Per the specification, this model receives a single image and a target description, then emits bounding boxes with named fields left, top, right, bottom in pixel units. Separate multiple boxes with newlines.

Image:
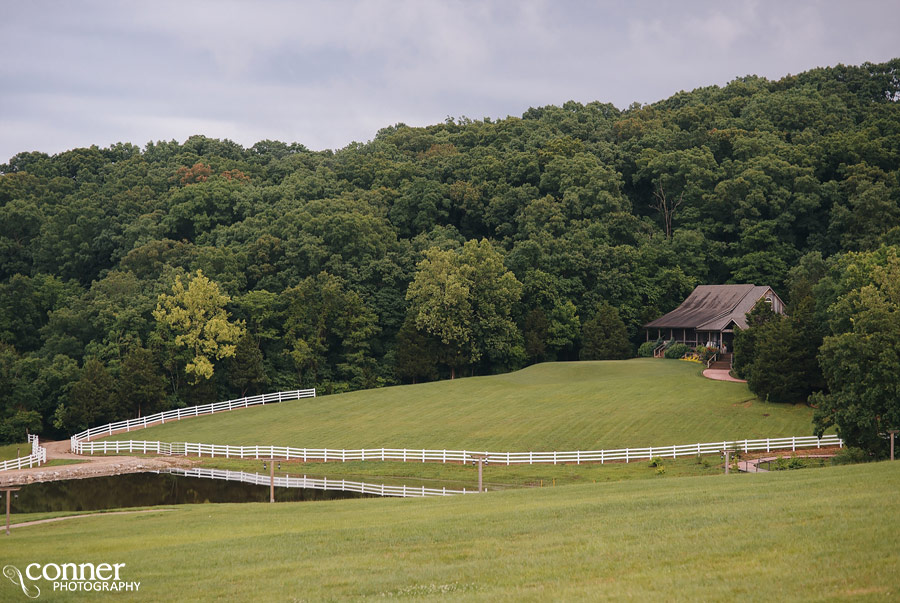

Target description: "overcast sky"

left=2, top=1, right=898, bottom=162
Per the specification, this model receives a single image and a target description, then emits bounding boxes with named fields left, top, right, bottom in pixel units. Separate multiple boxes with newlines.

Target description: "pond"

left=10, top=472, right=365, bottom=513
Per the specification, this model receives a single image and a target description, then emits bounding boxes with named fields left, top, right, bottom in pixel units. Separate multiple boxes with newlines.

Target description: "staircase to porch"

left=708, top=353, right=733, bottom=371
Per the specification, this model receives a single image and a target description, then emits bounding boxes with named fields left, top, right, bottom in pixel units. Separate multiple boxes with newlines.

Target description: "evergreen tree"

left=580, top=303, right=632, bottom=360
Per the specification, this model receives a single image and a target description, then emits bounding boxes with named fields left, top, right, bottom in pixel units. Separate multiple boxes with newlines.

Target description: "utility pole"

left=270, top=459, right=275, bottom=503
left=724, top=449, right=730, bottom=475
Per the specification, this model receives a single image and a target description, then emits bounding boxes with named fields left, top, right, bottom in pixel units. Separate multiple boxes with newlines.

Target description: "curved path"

left=702, top=368, right=747, bottom=383
left=0, top=440, right=194, bottom=488
left=9, top=509, right=174, bottom=530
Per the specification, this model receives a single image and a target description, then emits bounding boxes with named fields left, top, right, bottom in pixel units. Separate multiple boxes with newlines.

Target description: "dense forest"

left=1, top=60, right=899, bottom=449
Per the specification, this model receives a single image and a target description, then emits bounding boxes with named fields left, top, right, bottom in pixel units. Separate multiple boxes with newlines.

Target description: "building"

left=643, top=284, right=785, bottom=352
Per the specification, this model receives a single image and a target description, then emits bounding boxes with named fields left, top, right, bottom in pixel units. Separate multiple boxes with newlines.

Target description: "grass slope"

left=110, top=360, right=815, bottom=450
left=5, top=462, right=896, bottom=601
left=0, top=441, right=29, bottom=461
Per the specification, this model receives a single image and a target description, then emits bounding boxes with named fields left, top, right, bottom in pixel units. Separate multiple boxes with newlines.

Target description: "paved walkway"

left=738, top=453, right=835, bottom=473
left=0, top=440, right=193, bottom=488
left=702, top=369, right=747, bottom=383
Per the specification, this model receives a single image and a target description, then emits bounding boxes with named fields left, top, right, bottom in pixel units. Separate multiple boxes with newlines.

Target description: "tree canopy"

left=1, top=58, right=899, bottom=442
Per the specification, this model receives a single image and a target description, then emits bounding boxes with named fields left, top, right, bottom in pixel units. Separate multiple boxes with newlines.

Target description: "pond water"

left=11, top=473, right=365, bottom=513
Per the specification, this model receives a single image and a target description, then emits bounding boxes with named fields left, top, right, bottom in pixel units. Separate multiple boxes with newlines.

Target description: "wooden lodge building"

left=644, top=284, right=785, bottom=352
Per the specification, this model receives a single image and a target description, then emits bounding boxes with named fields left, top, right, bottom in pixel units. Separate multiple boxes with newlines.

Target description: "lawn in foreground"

left=5, top=462, right=896, bottom=601
left=107, top=360, right=815, bottom=450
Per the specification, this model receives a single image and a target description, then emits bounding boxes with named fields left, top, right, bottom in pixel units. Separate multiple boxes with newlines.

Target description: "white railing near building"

left=0, top=434, right=47, bottom=472
left=166, top=467, right=470, bottom=498
left=75, top=434, right=844, bottom=465
left=71, top=389, right=316, bottom=451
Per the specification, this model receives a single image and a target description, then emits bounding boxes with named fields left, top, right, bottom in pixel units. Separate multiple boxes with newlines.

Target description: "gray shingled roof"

left=644, top=285, right=773, bottom=331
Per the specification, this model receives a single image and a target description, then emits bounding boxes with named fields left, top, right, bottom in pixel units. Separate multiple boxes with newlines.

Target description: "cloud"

left=1, top=1, right=899, bottom=162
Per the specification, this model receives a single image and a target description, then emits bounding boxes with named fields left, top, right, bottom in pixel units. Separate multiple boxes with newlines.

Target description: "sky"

left=1, top=0, right=899, bottom=162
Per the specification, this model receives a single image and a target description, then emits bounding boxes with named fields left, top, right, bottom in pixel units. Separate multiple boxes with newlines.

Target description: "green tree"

left=227, top=333, right=268, bottom=397
left=152, top=270, right=245, bottom=383
left=406, top=239, right=523, bottom=378
left=393, top=315, right=440, bottom=383
left=580, top=303, right=632, bottom=360
left=281, top=272, right=379, bottom=390
left=732, top=299, right=779, bottom=381
left=813, top=247, right=900, bottom=454
left=118, top=347, right=167, bottom=417
left=53, top=358, right=117, bottom=433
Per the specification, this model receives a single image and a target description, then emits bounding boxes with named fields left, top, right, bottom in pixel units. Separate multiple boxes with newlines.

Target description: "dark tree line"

left=1, top=59, right=899, bottom=444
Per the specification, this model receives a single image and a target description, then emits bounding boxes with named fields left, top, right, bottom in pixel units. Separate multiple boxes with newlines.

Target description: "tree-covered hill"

left=1, top=59, right=898, bottom=443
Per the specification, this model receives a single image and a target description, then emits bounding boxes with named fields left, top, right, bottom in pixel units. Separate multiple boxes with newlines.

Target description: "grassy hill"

left=108, top=360, right=816, bottom=450
left=7, top=462, right=896, bottom=601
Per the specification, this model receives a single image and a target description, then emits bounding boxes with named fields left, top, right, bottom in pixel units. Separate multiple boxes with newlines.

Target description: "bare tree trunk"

left=651, top=183, right=685, bottom=239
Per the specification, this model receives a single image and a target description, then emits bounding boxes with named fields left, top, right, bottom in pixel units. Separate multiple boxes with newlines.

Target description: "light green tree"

left=153, top=270, right=244, bottom=383
left=406, top=239, right=523, bottom=378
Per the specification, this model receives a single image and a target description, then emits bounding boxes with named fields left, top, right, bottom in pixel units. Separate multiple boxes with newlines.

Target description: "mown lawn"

left=0, top=441, right=29, bottom=461
left=107, top=360, right=816, bottom=450
left=5, top=462, right=896, bottom=601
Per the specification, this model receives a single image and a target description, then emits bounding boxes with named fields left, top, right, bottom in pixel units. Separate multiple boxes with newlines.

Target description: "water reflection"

left=12, top=473, right=364, bottom=513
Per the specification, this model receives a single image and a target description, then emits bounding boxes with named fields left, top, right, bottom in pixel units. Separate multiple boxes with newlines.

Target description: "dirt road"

left=0, top=439, right=194, bottom=487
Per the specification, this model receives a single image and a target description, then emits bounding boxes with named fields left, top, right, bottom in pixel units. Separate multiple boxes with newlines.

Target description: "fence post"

left=792, top=436, right=796, bottom=452
left=766, top=438, right=770, bottom=453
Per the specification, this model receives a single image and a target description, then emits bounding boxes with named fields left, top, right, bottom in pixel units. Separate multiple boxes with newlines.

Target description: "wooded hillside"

left=1, top=59, right=898, bottom=443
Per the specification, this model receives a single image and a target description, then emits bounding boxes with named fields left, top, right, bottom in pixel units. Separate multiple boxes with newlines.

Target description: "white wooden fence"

left=67, top=388, right=843, bottom=466
left=0, top=434, right=47, bottom=472
left=70, top=389, right=316, bottom=451
left=75, top=434, right=844, bottom=465
left=165, top=467, right=469, bottom=498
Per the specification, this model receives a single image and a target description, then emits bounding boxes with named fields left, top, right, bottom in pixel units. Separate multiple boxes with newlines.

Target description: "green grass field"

left=5, top=462, right=896, bottom=601
left=195, top=455, right=728, bottom=491
left=0, top=441, right=29, bottom=461
left=107, top=360, right=816, bottom=450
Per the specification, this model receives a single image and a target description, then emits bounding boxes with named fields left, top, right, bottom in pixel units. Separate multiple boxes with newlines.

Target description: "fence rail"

left=67, top=388, right=843, bottom=467
left=70, top=389, right=316, bottom=450
left=0, top=434, right=47, bottom=472
left=75, top=434, right=844, bottom=465
left=165, top=467, right=469, bottom=498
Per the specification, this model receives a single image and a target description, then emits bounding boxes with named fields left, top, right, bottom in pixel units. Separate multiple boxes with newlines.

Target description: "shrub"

left=831, top=447, right=874, bottom=466
left=638, top=340, right=659, bottom=357
left=697, top=345, right=718, bottom=363
left=664, top=343, right=690, bottom=359
left=648, top=457, right=664, bottom=467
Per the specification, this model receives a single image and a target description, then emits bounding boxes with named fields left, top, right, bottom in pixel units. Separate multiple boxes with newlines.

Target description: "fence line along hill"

left=103, top=360, right=818, bottom=451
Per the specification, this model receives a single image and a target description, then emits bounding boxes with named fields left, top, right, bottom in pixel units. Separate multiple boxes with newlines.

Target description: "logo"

left=3, top=563, right=140, bottom=598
